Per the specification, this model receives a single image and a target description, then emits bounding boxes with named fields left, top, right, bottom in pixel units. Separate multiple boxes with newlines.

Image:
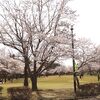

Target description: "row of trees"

left=0, top=0, right=100, bottom=91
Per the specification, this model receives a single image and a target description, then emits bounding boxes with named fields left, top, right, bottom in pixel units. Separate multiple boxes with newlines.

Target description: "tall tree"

left=75, top=38, right=97, bottom=69
left=0, top=0, right=76, bottom=91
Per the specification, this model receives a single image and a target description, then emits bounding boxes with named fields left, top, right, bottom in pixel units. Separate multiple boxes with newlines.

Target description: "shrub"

left=7, top=87, right=32, bottom=100
left=77, top=83, right=100, bottom=97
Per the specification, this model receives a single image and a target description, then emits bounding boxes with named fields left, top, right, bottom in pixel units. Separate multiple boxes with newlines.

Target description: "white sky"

left=68, top=0, right=100, bottom=45
left=64, top=0, right=100, bottom=67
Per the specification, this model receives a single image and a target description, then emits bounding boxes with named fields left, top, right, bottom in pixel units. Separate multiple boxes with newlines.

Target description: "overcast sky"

left=68, top=0, right=100, bottom=45
left=63, top=0, right=100, bottom=66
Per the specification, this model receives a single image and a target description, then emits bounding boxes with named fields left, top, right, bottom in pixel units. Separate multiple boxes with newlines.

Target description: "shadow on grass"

left=31, top=89, right=75, bottom=100
left=0, top=96, right=8, bottom=100
left=31, top=87, right=100, bottom=100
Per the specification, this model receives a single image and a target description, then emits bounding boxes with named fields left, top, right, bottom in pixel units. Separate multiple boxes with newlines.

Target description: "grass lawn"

left=0, top=75, right=99, bottom=99
left=38, top=75, right=99, bottom=89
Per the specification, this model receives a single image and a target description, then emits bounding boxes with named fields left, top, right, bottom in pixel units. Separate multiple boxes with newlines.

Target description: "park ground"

left=0, top=75, right=100, bottom=100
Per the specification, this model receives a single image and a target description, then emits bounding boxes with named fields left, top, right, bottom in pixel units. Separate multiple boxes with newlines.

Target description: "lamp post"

left=71, top=25, right=77, bottom=94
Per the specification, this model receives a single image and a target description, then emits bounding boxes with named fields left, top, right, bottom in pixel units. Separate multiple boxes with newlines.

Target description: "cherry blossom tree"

left=0, top=0, right=76, bottom=91
left=75, top=38, right=97, bottom=69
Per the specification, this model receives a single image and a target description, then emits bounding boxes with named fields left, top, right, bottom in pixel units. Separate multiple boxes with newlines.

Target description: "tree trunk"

left=97, top=72, right=100, bottom=81
left=30, top=59, right=38, bottom=91
left=31, top=75, right=38, bottom=91
left=4, top=77, right=7, bottom=83
left=24, top=57, right=29, bottom=87
left=76, top=76, right=80, bottom=89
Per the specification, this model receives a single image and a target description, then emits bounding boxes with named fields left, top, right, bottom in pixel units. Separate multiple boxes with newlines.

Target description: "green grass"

left=38, top=75, right=73, bottom=89
left=79, top=75, right=99, bottom=84
left=0, top=75, right=99, bottom=99
left=38, top=75, right=99, bottom=89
